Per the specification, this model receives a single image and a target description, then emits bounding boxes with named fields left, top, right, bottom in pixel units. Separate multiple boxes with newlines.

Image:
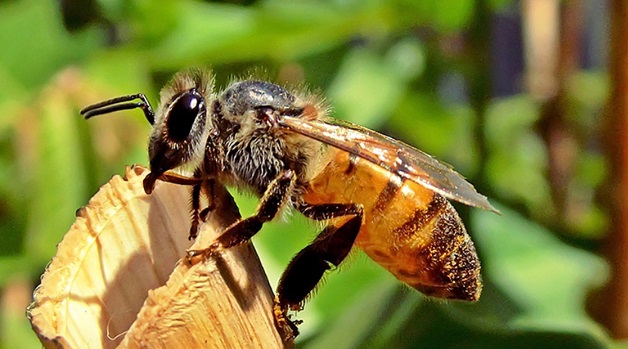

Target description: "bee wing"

left=279, top=116, right=499, bottom=213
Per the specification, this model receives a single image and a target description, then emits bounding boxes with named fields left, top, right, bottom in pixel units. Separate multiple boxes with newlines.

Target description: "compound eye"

left=166, top=90, right=204, bottom=141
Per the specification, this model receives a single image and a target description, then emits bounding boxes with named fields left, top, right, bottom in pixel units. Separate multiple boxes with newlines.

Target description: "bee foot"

left=273, top=296, right=300, bottom=340
left=185, top=242, right=221, bottom=264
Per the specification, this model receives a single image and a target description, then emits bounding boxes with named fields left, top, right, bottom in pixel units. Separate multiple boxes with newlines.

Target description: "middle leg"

left=189, top=181, right=202, bottom=240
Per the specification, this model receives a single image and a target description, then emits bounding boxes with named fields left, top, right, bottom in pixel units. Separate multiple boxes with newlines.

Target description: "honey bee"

left=81, top=69, right=497, bottom=336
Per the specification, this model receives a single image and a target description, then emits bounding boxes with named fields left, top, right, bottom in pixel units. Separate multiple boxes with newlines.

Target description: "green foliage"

left=0, top=0, right=616, bottom=348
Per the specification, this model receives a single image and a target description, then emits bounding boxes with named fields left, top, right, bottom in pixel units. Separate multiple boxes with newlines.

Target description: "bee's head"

left=80, top=69, right=215, bottom=194
left=144, top=70, right=214, bottom=193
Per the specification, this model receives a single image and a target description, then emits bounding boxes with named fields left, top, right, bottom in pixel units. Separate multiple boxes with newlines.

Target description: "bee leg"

left=187, top=170, right=205, bottom=240
left=274, top=203, right=363, bottom=336
left=189, top=182, right=202, bottom=240
left=199, top=179, right=217, bottom=222
left=273, top=296, right=302, bottom=340
left=143, top=170, right=204, bottom=194
left=297, top=202, right=363, bottom=220
left=187, top=169, right=296, bottom=258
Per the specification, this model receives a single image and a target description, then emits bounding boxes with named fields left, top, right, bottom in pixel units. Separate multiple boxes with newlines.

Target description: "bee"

left=81, top=69, right=498, bottom=337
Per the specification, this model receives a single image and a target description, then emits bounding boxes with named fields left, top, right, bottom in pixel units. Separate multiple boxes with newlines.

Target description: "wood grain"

left=28, top=166, right=294, bottom=348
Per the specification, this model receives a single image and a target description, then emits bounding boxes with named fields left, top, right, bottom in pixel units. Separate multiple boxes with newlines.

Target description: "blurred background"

left=0, top=0, right=625, bottom=348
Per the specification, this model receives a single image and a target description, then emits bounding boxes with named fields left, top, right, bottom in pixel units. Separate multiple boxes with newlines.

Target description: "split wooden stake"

left=28, top=166, right=295, bottom=348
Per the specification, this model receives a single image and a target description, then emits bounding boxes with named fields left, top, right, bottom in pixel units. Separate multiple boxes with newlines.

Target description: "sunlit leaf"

left=1, top=279, right=42, bottom=349
left=399, top=0, right=476, bottom=32
left=0, top=0, right=101, bottom=90
left=473, top=205, right=609, bottom=338
left=485, top=95, right=553, bottom=216
left=327, top=49, right=406, bottom=127
left=24, top=76, right=89, bottom=267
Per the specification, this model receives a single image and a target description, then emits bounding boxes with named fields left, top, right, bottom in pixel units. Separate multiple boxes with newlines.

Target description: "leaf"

left=473, top=205, right=610, bottom=339
left=389, top=92, right=477, bottom=174
left=1, top=279, right=42, bottom=349
left=399, top=0, right=476, bottom=32
left=0, top=0, right=101, bottom=91
left=147, top=1, right=404, bottom=68
left=327, top=48, right=408, bottom=127
left=302, top=281, right=400, bottom=349
left=485, top=96, right=553, bottom=214
left=24, top=76, right=89, bottom=267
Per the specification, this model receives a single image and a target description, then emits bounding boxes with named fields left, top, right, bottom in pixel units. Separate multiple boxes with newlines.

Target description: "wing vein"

left=279, top=116, right=498, bottom=213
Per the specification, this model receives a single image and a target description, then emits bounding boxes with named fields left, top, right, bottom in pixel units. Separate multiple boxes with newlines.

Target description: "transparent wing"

left=279, top=116, right=498, bottom=212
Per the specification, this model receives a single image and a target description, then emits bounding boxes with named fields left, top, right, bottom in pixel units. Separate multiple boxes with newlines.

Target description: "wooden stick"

left=28, top=166, right=294, bottom=348
left=592, top=0, right=628, bottom=339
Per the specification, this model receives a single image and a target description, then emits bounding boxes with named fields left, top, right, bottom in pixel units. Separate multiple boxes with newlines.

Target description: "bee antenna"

left=80, top=93, right=155, bottom=125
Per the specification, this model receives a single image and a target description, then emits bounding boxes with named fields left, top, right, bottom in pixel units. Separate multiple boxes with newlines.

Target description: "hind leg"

left=275, top=203, right=363, bottom=337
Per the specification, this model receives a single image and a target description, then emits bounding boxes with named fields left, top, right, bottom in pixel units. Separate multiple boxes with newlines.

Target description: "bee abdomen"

left=361, top=194, right=482, bottom=301
left=303, top=151, right=482, bottom=301
left=403, top=197, right=481, bottom=301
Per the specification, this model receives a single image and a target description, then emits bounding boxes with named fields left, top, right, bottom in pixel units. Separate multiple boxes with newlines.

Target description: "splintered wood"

left=28, top=166, right=294, bottom=349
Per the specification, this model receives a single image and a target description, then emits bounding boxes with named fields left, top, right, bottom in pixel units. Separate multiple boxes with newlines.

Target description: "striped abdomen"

left=301, top=149, right=482, bottom=301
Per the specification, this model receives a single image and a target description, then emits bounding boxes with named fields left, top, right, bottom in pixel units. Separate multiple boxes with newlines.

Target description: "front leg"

left=188, top=169, right=296, bottom=258
left=188, top=170, right=206, bottom=241
left=149, top=169, right=212, bottom=241
left=189, top=181, right=202, bottom=240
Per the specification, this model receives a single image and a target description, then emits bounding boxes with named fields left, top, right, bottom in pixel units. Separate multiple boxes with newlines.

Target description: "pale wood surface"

left=28, top=166, right=294, bottom=348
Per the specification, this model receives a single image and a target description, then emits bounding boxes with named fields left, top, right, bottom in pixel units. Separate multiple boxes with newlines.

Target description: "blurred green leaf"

left=568, top=71, right=609, bottom=115
left=574, top=152, right=606, bottom=188
left=385, top=37, right=426, bottom=80
left=485, top=95, right=553, bottom=216
left=25, top=87, right=89, bottom=267
left=83, top=50, right=155, bottom=96
left=0, top=256, right=30, bottom=286
left=389, top=92, right=477, bottom=174
left=147, top=1, right=404, bottom=68
left=328, top=38, right=425, bottom=127
left=0, top=0, right=101, bottom=91
left=128, top=0, right=180, bottom=45
left=328, top=49, right=405, bottom=127
left=399, top=0, right=475, bottom=32
left=1, top=280, right=42, bottom=349
left=302, top=281, right=400, bottom=349
left=474, top=205, right=609, bottom=339
left=0, top=70, right=27, bottom=131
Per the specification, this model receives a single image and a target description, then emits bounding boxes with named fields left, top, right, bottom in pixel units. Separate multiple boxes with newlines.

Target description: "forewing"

left=279, top=116, right=498, bottom=212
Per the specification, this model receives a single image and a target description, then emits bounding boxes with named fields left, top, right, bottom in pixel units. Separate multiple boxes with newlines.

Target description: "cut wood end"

left=28, top=165, right=295, bottom=349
